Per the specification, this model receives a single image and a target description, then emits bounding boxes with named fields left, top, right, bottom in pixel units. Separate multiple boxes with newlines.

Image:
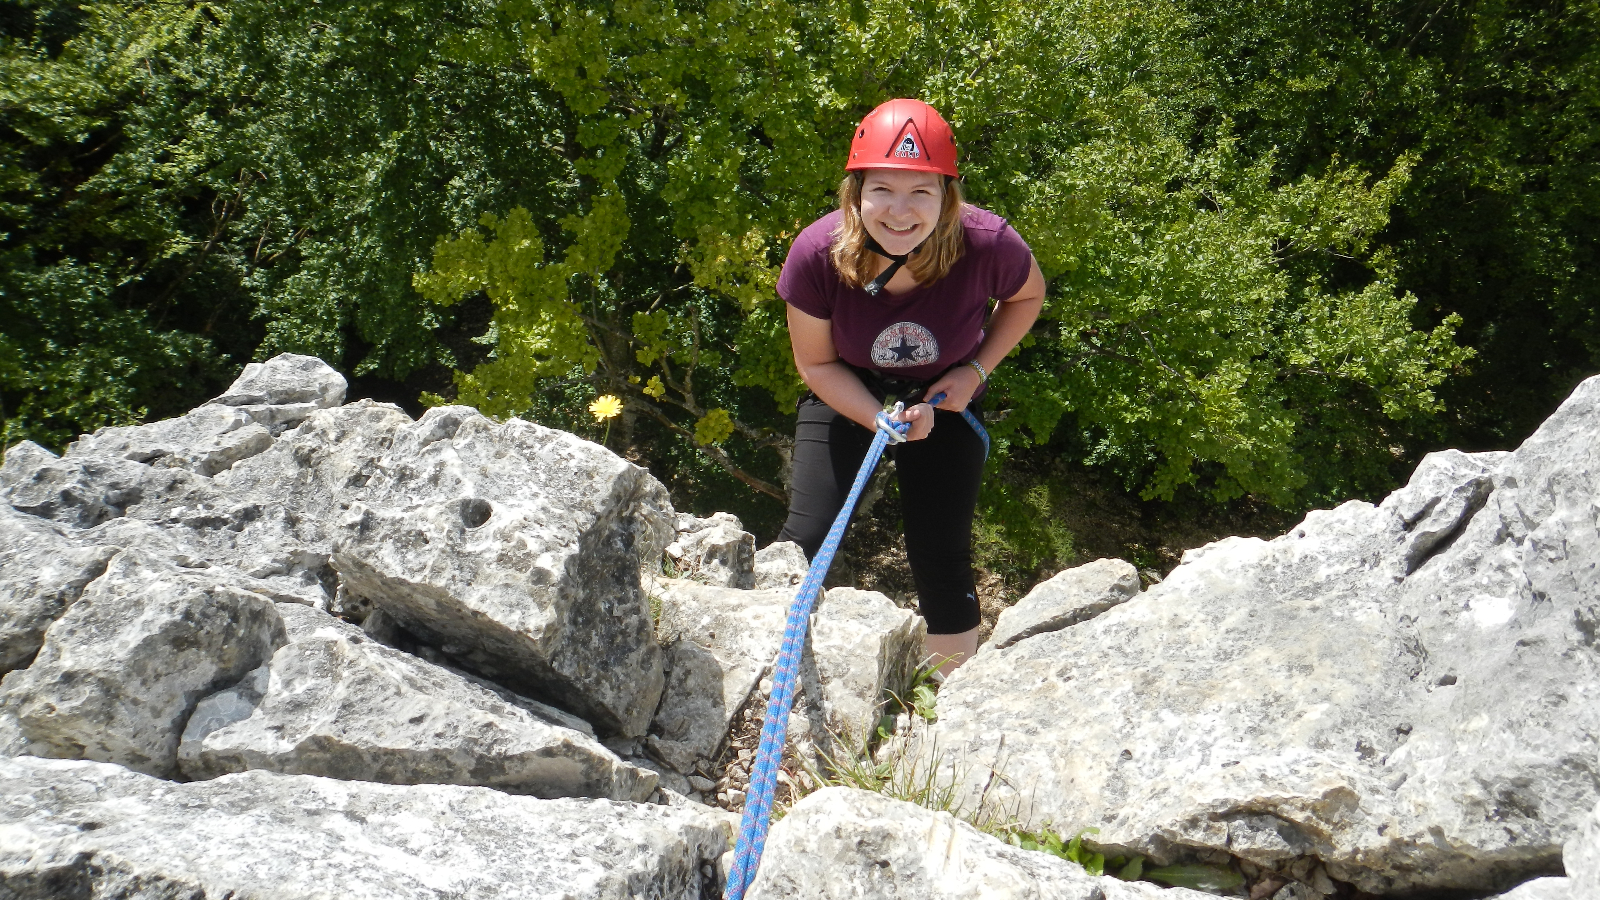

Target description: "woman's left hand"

left=924, top=363, right=983, bottom=413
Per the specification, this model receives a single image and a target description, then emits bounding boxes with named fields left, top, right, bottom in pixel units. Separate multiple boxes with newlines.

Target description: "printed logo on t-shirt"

left=894, top=134, right=920, bottom=159
left=871, top=321, right=939, bottom=368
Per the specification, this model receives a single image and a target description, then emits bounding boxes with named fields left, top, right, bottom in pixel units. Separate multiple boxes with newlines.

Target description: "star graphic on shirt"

left=888, top=337, right=921, bottom=361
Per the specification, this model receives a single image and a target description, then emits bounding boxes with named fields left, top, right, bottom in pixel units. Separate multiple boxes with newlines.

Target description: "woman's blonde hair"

left=830, top=171, right=966, bottom=289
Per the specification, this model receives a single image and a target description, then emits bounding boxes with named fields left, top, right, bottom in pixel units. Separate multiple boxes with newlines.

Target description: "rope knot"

left=874, top=402, right=909, bottom=443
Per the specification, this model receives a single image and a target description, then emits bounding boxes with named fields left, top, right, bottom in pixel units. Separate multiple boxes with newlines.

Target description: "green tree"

left=8, top=0, right=1522, bottom=526
left=2, top=0, right=566, bottom=448
left=1185, top=0, right=1600, bottom=451
left=416, top=0, right=1468, bottom=507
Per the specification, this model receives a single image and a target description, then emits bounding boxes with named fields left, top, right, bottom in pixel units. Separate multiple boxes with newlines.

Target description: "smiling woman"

left=775, top=99, right=1046, bottom=677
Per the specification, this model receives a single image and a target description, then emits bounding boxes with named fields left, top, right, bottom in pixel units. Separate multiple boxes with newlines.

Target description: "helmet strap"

left=862, top=233, right=927, bottom=296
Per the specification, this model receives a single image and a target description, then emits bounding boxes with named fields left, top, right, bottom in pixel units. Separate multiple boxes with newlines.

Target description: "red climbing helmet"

left=845, top=99, right=959, bottom=178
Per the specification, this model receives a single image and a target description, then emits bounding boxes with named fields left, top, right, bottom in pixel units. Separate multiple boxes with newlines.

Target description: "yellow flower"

left=589, top=395, right=623, bottom=421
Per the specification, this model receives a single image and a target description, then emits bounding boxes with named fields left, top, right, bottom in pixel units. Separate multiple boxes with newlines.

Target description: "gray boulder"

left=915, top=374, right=1600, bottom=896
left=648, top=578, right=793, bottom=773
left=206, top=351, right=348, bottom=430
left=2, top=441, right=204, bottom=529
left=55, top=353, right=345, bottom=475
left=308, top=405, right=672, bottom=736
left=67, top=404, right=274, bottom=476
left=745, top=786, right=1213, bottom=900
left=984, top=557, right=1141, bottom=651
left=754, top=540, right=810, bottom=591
left=0, top=755, right=727, bottom=900
left=180, top=603, right=657, bottom=801
left=0, top=505, right=116, bottom=674
left=4, top=360, right=677, bottom=738
left=646, top=581, right=922, bottom=775
left=0, top=440, right=56, bottom=487
left=790, top=586, right=923, bottom=762
left=0, top=549, right=285, bottom=777
left=669, top=512, right=756, bottom=589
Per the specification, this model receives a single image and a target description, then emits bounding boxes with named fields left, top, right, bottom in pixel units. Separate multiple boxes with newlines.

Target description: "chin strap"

left=863, top=234, right=924, bottom=296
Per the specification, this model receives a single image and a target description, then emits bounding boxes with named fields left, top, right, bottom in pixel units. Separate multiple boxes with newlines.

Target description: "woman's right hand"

left=892, top=402, right=936, bottom=441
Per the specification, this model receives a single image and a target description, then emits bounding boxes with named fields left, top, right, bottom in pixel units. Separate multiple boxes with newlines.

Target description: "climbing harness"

left=724, top=395, right=988, bottom=899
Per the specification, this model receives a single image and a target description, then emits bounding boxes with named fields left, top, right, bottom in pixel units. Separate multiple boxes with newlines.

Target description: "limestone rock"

left=1569, top=799, right=1600, bottom=894
left=984, top=557, right=1140, bottom=651
left=668, top=512, right=756, bottom=589
left=0, top=440, right=56, bottom=488
left=0, top=506, right=116, bottom=674
left=2, top=443, right=203, bottom=529
left=0, top=549, right=285, bottom=777
left=180, top=603, right=657, bottom=801
left=754, top=540, right=810, bottom=591
left=4, top=377, right=676, bottom=738
left=0, top=755, right=727, bottom=900
left=915, top=374, right=1600, bottom=896
left=745, top=787, right=1213, bottom=900
left=52, top=354, right=344, bottom=478
left=648, top=579, right=793, bottom=773
left=790, top=587, right=923, bottom=761
left=314, top=405, right=672, bottom=736
left=206, top=351, right=348, bottom=431
left=67, top=404, right=274, bottom=476
left=646, top=581, right=922, bottom=775
left=1487, top=878, right=1572, bottom=900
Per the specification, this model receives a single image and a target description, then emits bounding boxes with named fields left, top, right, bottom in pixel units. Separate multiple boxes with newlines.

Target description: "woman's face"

left=858, top=169, right=945, bottom=257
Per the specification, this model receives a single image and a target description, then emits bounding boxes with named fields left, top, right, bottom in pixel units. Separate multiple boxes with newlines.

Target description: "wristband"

left=966, top=359, right=989, bottom=383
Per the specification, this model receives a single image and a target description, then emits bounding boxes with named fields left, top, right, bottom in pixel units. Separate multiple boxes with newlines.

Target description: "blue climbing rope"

left=724, top=395, right=988, bottom=899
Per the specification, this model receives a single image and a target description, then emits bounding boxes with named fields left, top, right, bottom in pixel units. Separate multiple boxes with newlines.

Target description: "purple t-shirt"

left=777, top=206, right=1034, bottom=384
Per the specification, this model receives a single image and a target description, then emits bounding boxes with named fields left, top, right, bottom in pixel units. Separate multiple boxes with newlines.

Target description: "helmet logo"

left=894, top=134, right=920, bottom=159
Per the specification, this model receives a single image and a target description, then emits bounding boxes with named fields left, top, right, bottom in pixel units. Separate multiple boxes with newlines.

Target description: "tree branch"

left=625, top=396, right=787, bottom=500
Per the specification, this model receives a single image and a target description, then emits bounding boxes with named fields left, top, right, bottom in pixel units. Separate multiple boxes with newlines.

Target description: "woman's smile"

left=858, top=168, right=945, bottom=256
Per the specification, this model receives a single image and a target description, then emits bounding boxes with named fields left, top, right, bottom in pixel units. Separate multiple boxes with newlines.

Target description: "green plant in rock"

left=1143, top=863, right=1248, bottom=891
left=808, top=664, right=1250, bottom=886
left=875, top=663, right=941, bottom=742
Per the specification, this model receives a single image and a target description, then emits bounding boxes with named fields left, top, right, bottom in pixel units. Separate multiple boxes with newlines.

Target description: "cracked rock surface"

left=916, top=375, right=1600, bottom=896
left=0, top=756, right=726, bottom=900
left=1, top=355, right=673, bottom=738
left=179, top=603, right=658, bottom=801
left=745, top=787, right=1214, bottom=900
left=0, top=549, right=286, bottom=778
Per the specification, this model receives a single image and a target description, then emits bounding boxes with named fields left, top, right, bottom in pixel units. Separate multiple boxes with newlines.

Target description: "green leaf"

left=1143, top=864, right=1245, bottom=891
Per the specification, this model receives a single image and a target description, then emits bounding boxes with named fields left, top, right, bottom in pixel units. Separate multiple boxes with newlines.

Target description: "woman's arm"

left=924, top=256, right=1047, bottom=412
left=787, top=305, right=897, bottom=433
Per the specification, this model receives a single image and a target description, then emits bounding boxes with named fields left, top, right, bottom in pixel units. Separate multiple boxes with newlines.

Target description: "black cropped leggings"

left=776, top=396, right=985, bottom=634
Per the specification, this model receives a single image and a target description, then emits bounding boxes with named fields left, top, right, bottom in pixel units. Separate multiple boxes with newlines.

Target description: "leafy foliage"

left=2, top=0, right=564, bottom=446
left=1186, top=0, right=1600, bottom=453
left=408, top=0, right=1476, bottom=509
left=5, top=0, right=1593, bottom=527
